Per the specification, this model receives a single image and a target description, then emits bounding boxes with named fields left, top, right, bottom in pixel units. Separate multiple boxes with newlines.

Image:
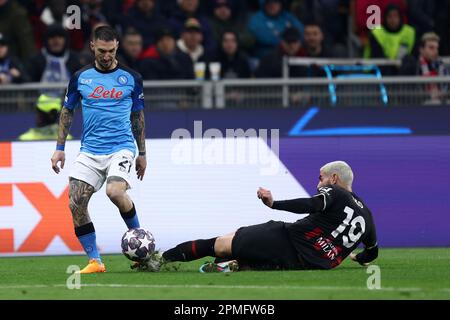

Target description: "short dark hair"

left=303, top=19, right=323, bottom=31
left=93, top=25, right=119, bottom=42
left=122, top=27, right=142, bottom=39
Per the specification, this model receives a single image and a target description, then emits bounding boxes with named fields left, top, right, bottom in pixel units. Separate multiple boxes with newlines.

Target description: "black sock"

left=162, top=238, right=217, bottom=262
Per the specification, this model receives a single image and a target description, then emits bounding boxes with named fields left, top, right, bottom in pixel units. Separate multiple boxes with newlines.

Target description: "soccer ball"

left=121, top=228, right=155, bottom=262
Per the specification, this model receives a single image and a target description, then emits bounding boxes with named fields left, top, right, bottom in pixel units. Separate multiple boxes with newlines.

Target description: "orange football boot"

left=76, top=259, right=106, bottom=274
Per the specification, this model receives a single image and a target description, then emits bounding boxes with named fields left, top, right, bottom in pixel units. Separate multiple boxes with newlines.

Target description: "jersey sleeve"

left=63, top=72, right=81, bottom=110
left=131, top=73, right=145, bottom=112
left=313, top=186, right=343, bottom=212
left=362, top=211, right=378, bottom=248
left=272, top=197, right=324, bottom=214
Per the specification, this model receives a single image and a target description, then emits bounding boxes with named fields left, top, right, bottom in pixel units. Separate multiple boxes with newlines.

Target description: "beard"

left=97, top=58, right=113, bottom=70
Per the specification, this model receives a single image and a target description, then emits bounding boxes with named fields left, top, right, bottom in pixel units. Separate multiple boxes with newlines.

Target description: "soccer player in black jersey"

left=157, top=161, right=378, bottom=272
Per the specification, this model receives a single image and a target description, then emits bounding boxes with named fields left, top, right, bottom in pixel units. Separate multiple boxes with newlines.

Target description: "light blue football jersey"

left=64, top=63, right=145, bottom=155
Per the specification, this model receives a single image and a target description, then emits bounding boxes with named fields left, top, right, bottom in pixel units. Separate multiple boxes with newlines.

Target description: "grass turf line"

left=0, top=248, right=449, bottom=300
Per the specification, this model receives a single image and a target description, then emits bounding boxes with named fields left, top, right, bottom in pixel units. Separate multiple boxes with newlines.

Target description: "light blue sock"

left=78, top=232, right=101, bottom=262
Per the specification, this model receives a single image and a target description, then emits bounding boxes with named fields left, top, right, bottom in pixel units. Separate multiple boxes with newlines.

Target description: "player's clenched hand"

left=51, top=150, right=65, bottom=174
left=135, top=155, right=147, bottom=181
left=257, top=187, right=274, bottom=208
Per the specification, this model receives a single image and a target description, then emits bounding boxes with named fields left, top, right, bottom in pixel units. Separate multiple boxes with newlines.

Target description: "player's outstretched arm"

left=131, top=110, right=147, bottom=180
left=51, top=107, right=74, bottom=174
left=258, top=187, right=324, bottom=214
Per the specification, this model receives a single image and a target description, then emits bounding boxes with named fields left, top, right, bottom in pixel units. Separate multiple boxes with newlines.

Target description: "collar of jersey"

left=94, top=62, right=120, bottom=74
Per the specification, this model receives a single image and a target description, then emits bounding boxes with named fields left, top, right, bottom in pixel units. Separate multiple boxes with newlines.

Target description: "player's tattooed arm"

left=57, top=107, right=74, bottom=145
left=131, top=110, right=146, bottom=154
left=69, top=178, right=95, bottom=227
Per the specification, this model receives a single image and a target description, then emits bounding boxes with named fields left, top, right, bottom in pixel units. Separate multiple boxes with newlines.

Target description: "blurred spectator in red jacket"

left=140, top=27, right=194, bottom=80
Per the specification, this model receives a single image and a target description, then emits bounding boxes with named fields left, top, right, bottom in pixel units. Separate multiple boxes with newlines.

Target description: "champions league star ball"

left=121, top=228, right=156, bottom=262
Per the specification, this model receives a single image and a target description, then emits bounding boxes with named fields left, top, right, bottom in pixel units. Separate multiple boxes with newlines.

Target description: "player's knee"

left=214, top=236, right=232, bottom=257
left=106, top=185, right=125, bottom=202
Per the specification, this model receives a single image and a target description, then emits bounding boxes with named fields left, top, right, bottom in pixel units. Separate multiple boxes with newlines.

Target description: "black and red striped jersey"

left=273, top=185, right=378, bottom=269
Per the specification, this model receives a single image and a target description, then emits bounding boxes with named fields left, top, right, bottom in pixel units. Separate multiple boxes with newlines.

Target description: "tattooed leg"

left=69, top=178, right=95, bottom=228
left=69, top=178, right=103, bottom=263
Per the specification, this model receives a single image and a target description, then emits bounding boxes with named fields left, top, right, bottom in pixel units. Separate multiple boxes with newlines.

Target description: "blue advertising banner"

left=1, top=106, right=450, bottom=140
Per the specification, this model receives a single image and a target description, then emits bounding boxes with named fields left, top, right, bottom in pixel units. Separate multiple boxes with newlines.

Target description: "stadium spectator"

left=0, top=0, right=36, bottom=61
left=117, top=28, right=144, bottom=72
left=140, top=27, right=194, bottom=80
left=400, top=32, right=449, bottom=76
left=26, top=24, right=82, bottom=83
left=28, top=0, right=86, bottom=52
left=400, top=32, right=450, bottom=104
left=168, top=0, right=216, bottom=54
left=255, top=27, right=308, bottom=78
left=176, top=18, right=210, bottom=65
left=203, top=0, right=249, bottom=21
left=364, top=4, right=415, bottom=60
left=212, top=31, right=252, bottom=79
left=352, top=0, right=408, bottom=40
left=18, top=94, right=74, bottom=141
left=20, top=24, right=81, bottom=141
left=291, top=0, right=346, bottom=48
left=120, top=0, right=168, bottom=49
left=208, top=0, right=254, bottom=52
left=101, top=0, right=130, bottom=29
left=248, top=0, right=304, bottom=59
left=78, top=0, right=109, bottom=47
left=0, top=32, right=29, bottom=84
left=302, top=22, right=335, bottom=58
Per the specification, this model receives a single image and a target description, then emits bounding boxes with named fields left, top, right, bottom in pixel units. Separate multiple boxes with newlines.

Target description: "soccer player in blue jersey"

left=50, top=26, right=147, bottom=274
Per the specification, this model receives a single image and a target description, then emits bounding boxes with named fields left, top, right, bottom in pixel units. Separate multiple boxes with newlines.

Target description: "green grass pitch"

left=0, top=248, right=449, bottom=300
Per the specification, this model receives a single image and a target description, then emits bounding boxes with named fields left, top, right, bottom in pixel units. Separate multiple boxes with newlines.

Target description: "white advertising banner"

left=0, top=139, right=309, bottom=256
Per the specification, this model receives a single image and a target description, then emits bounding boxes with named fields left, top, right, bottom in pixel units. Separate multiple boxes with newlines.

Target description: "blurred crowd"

left=0, top=0, right=450, bottom=86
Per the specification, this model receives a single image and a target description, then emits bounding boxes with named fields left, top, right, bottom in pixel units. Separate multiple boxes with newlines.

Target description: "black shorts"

left=231, top=220, right=305, bottom=270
